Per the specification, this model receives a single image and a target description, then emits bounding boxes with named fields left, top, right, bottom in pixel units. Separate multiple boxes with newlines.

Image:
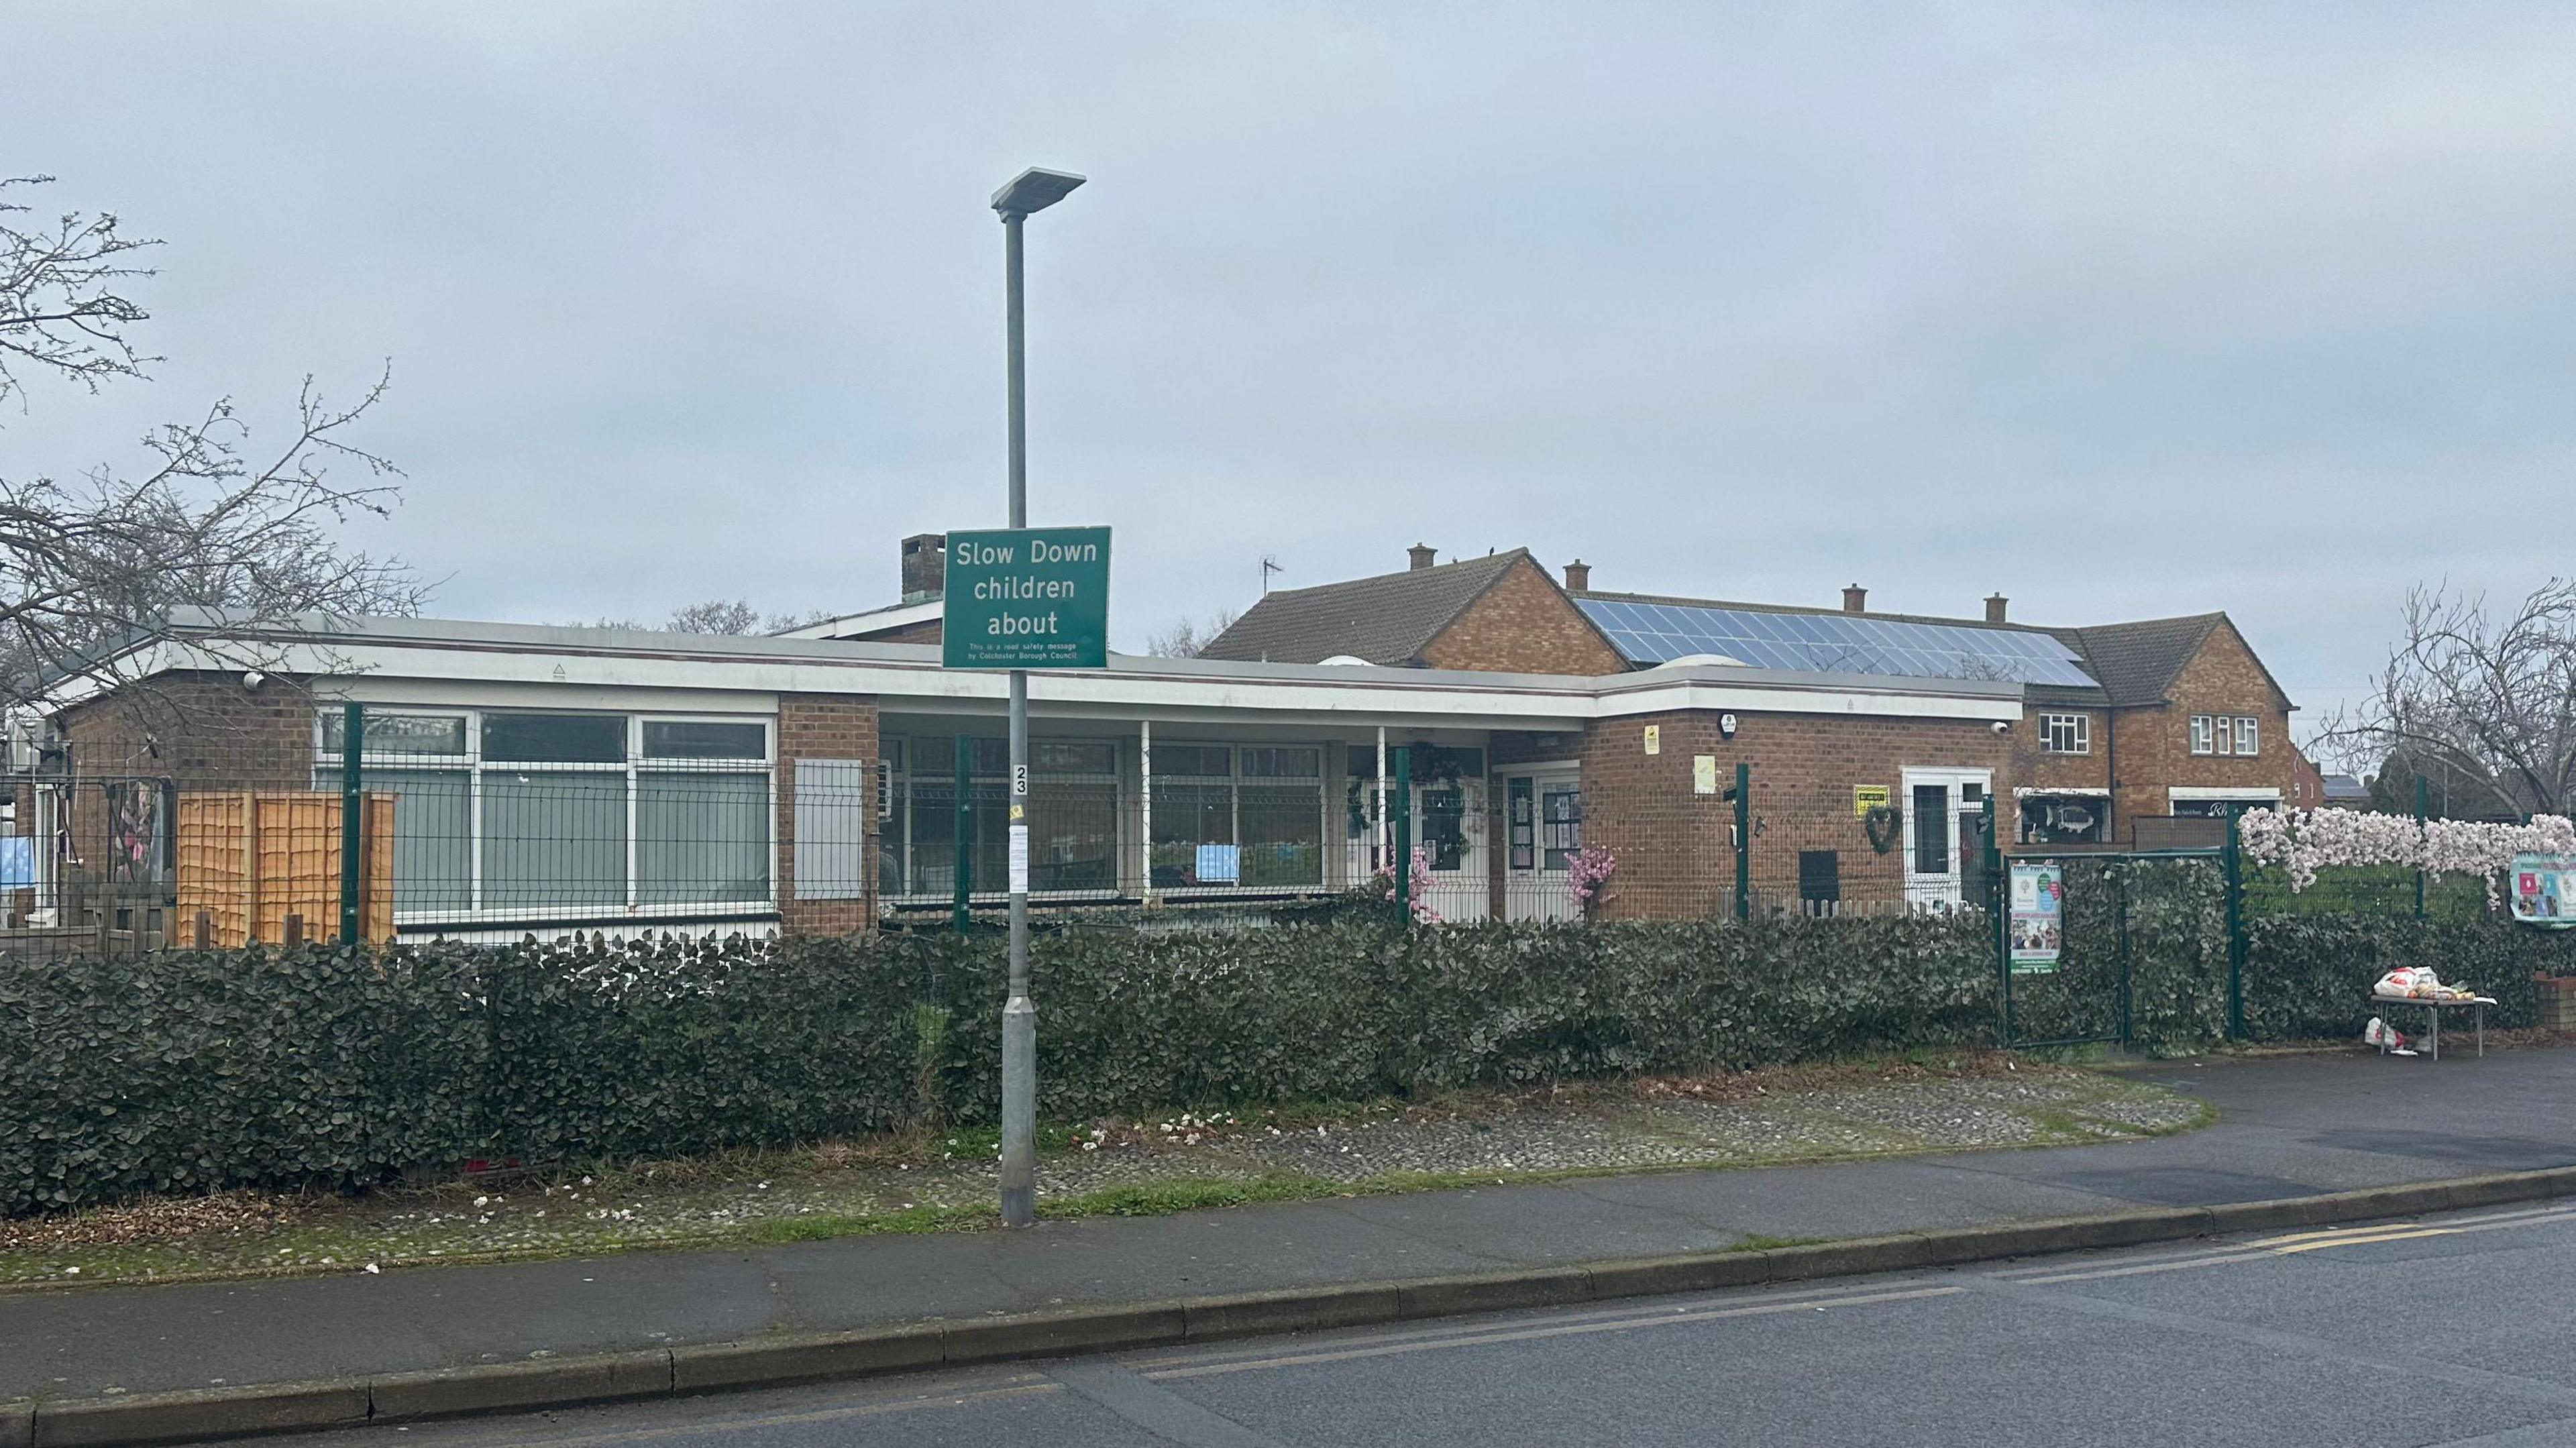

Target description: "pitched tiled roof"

left=2044, top=614, right=2230, bottom=708
left=1199, top=550, right=1533, bottom=666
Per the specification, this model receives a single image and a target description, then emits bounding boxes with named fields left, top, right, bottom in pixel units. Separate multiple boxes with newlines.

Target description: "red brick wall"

left=1421, top=559, right=1626, bottom=675
left=776, top=692, right=879, bottom=936
left=54, top=676, right=316, bottom=888
left=58, top=675, right=315, bottom=788
left=2110, top=622, right=2297, bottom=828
left=1578, top=709, right=2015, bottom=920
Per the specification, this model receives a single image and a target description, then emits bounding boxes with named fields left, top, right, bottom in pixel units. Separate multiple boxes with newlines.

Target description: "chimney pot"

left=1841, top=585, right=1868, bottom=614
left=901, top=533, right=947, bottom=601
left=1984, top=593, right=2008, bottom=624
left=1407, top=543, right=1438, bottom=571
left=1563, top=559, right=1591, bottom=592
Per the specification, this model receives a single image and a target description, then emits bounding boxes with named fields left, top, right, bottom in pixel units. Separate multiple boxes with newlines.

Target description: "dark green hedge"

left=2243, top=915, right=2576, bottom=1041
left=1, top=916, right=1990, bottom=1215
left=8, top=899, right=2574, bottom=1216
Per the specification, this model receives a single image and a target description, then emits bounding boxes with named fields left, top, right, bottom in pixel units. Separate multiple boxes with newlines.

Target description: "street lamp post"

left=991, top=165, right=1083, bottom=1229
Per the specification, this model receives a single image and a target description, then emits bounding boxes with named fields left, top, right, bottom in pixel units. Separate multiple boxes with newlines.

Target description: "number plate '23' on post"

left=941, top=527, right=1112, bottom=670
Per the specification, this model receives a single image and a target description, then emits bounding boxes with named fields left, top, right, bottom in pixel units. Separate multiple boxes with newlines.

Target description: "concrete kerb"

left=28, top=1163, right=2576, bottom=1447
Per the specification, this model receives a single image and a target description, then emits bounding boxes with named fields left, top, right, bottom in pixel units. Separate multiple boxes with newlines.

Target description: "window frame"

left=2189, top=714, right=2214, bottom=755
left=2235, top=716, right=2259, bottom=756
left=314, top=708, right=776, bottom=927
left=1149, top=741, right=1328, bottom=895
left=880, top=734, right=1127, bottom=901
left=2039, top=713, right=2090, bottom=755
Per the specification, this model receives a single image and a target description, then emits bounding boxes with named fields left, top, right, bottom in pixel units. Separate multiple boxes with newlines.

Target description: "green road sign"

left=941, top=526, right=1112, bottom=669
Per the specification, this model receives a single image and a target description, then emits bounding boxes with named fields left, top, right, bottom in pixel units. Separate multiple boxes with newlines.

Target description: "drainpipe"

left=2104, top=707, right=2118, bottom=846
left=1139, top=718, right=1153, bottom=904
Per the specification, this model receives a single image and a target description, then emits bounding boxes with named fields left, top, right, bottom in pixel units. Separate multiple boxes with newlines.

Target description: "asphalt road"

left=213, top=1200, right=2576, bottom=1448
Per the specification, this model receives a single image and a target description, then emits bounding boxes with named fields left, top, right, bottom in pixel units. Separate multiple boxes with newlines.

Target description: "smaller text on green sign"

left=941, top=526, right=1112, bottom=670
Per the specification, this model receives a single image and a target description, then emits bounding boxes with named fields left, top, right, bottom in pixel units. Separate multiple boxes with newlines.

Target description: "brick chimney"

left=1984, top=594, right=2008, bottom=624
left=1407, top=543, right=1438, bottom=571
left=901, top=533, right=947, bottom=601
left=1841, top=585, right=1868, bottom=614
left=1563, top=559, right=1591, bottom=592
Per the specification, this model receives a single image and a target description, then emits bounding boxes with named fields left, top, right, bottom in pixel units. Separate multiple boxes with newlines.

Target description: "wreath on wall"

left=1863, top=805, right=1904, bottom=854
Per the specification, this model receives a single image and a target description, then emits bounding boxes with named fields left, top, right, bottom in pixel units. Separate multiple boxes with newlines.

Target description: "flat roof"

left=73, top=608, right=2028, bottom=730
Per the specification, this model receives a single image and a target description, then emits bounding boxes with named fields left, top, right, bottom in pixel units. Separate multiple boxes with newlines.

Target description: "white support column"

left=1138, top=718, right=1154, bottom=903
left=1375, top=725, right=1389, bottom=875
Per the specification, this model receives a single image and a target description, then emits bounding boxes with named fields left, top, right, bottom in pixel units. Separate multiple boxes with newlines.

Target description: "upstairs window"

left=2041, top=714, right=2090, bottom=755
left=2190, top=715, right=2215, bottom=755
left=2235, top=716, right=2260, bottom=755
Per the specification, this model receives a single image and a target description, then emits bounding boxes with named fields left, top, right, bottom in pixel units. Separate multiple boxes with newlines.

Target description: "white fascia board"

left=186, top=637, right=1601, bottom=728
left=2168, top=785, right=2282, bottom=802
left=775, top=600, right=942, bottom=640
left=2014, top=786, right=2112, bottom=797
left=134, top=628, right=2026, bottom=730
left=1591, top=679, right=2022, bottom=723
left=334, top=676, right=780, bottom=716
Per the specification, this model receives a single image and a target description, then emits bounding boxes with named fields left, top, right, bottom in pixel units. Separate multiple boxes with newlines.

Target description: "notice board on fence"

left=2009, top=860, right=2063, bottom=974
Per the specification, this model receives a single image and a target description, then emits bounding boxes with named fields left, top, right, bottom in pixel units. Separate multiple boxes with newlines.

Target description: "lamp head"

left=991, top=168, right=1086, bottom=219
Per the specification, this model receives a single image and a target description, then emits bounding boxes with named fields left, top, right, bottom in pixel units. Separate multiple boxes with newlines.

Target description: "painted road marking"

left=1142, top=1286, right=1966, bottom=1381
left=2002, top=1203, right=2576, bottom=1285
left=1124, top=1277, right=1935, bottom=1374
left=362, top=1375, right=1066, bottom=1448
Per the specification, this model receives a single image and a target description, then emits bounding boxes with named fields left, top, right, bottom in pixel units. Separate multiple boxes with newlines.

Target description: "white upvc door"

left=1900, top=767, right=1994, bottom=911
left=1501, top=767, right=1582, bottom=922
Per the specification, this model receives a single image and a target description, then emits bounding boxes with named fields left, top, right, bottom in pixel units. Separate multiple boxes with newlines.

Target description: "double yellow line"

left=2002, top=1202, right=2576, bottom=1286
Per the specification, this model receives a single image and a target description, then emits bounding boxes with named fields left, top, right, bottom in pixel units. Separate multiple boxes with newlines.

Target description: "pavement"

left=252, top=1194, right=2576, bottom=1448
left=7, top=1046, right=2576, bottom=1416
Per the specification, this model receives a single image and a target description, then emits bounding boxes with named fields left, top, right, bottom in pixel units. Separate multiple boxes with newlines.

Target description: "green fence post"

left=2414, top=775, right=2429, bottom=919
left=1732, top=763, right=1751, bottom=922
left=337, top=701, right=363, bottom=946
left=951, top=737, right=973, bottom=934
left=1392, top=745, right=1413, bottom=924
left=2222, top=801, right=2246, bottom=1041
left=1987, top=796, right=2010, bottom=1044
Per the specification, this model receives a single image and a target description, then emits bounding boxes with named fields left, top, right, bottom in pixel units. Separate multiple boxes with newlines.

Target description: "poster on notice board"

left=2009, top=861, right=2063, bottom=973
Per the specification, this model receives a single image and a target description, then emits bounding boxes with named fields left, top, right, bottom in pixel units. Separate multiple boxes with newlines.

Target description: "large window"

left=877, top=736, right=1120, bottom=897
left=316, top=710, right=772, bottom=923
left=1155, top=743, right=1324, bottom=889
left=2188, top=714, right=2261, bottom=757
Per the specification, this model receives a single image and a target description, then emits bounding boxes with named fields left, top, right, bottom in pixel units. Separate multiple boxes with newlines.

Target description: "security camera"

left=241, top=670, right=266, bottom=690
left=1990, top=720, right=2010, bottom=735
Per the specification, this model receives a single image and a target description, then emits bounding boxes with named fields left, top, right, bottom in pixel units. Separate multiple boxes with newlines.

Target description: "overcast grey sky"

left=9, top=3, right=2573, bottom=724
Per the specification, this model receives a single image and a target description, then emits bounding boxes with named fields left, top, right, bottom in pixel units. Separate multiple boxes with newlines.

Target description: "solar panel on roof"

left=1578, top=599, right=2098, bottom=686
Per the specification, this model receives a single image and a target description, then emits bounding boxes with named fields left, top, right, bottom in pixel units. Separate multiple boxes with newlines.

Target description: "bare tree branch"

left=0, top=176, right=159, bottom=414
left=2312, top=580, right=2576, bottom=817
left=1146, top=610, right=1238, bottom=659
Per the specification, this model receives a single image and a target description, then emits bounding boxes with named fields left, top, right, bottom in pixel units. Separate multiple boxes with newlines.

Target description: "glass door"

left=1901, top=769, right=1992, bottom=911
left=1503, top=769, right=1580, bottom=922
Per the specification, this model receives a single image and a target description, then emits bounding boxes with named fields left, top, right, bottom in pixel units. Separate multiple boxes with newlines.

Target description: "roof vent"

left=1841, top=585, right=1868, bottom=614
left=1407, top=543, right=1438, bottom=571
left=1318, top=654, right=1372, bottom=667
left=1654, top=653, right=1748, bottom=669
